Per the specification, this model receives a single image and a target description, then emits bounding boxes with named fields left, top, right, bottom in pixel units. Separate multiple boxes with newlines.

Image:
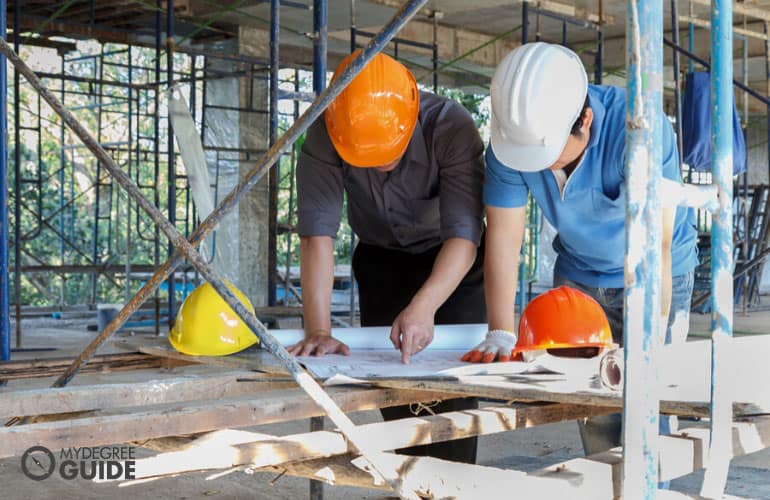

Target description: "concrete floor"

left=1, top=310, right=769, bottom=499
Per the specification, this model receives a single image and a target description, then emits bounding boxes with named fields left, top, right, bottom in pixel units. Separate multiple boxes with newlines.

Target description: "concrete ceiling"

left=8, top=0, right=770, bottom=105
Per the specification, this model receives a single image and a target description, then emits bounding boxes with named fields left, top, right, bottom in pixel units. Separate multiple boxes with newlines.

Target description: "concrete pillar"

left=201, top=34, right=270, bottom=307
left=202, top=39, right=241, bottom=287
left=238, top=27, right=271, bottom=308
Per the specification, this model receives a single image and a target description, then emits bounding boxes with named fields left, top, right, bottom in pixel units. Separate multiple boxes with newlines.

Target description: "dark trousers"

left=352, top=239, right=486, bottom=464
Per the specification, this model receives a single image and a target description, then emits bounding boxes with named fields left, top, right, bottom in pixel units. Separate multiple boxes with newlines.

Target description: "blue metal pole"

left=13, top=0, right=21, bottom=347
left=313, top=0, right=327, bottom=95
left=622, top=0, right=663, bottom=496
left=765, top=22, right=769, bottom=183
left=687, top=1, right=694, bottom=73
left=521, top=2, right=529, bottom=44
left=670, top=0, right=684, bottom=167
left=166, top=0, right=177, bottom=325
left=350, top=0, right=356, bottom=53
left=432, top=14, right=438, bottom=92
left=701, top=0, right=733, bottom=495
left=311, top=7, right=329, bottom=491
left=595, top=29, right=603, bottom=84
left=518, top=0, right=529, bottom=315
left=309, top=0, right=329, bottom=468
left=0, top=0, right=9, bottom=363
left=268, top=0, right=279, bottom=306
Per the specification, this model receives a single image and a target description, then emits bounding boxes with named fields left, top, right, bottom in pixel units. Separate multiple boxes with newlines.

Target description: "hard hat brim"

left=489, top=109, right=569, bottom=173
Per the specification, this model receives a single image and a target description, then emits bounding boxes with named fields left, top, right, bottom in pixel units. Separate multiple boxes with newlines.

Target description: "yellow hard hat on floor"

left=169, top=281, right=259, bottom=356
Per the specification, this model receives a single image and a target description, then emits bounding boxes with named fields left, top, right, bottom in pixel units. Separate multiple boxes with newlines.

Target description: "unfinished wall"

left=202, top=39, right=240, bottom=286
left=238, top=27, right=271, bottom=308
left=747, top=118, right=769, bottom=186
left=202, top=35, right=270, bottom=307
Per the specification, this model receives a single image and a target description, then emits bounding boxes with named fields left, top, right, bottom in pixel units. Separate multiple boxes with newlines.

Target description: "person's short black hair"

left=570, top=95, right=591, bottom=136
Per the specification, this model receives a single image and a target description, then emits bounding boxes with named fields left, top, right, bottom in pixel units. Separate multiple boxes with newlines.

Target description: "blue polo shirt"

left=484, top=84, right=699, bottom=288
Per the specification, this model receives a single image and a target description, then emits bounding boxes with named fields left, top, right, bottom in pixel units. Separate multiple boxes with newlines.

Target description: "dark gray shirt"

left=296, top=91, right=484, bottom=254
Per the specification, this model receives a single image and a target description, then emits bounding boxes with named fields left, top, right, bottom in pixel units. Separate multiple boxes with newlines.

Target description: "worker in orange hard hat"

left=288, top=50, right=486, bottom=464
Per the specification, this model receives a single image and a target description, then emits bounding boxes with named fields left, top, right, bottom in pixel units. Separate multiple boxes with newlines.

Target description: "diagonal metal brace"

left=0, top=1, right=429, bottom=497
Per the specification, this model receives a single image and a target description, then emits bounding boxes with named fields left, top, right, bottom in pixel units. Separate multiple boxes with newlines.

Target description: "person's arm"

left=660, top=207, right=675, bottom=336
left=287, top=236, right=350, bottom=357
left=289, top=119, right=348, bottom=357
left=461, top=206, right=527, bottom=362
left=485, top=206, right=527, bottom=332
left=390, top=101, right=485, bottom=363
left=390, top=237, right=476, bottom=363
left=658, top=111, right=680, bottom=340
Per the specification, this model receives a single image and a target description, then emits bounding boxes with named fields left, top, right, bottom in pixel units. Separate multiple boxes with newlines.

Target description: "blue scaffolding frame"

left=0, top=0, right=9, bottom=364
left=0, top=0, right=764, bottom=495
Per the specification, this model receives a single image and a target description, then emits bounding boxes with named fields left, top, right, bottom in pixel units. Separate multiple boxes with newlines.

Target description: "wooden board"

left=124, top=402, right=614, bottom=480
left=0, top=386, right=455, bottom=459
left=115, top=337, right=290, bottom=375
left=361, top=377, right=767, bottom=418
left=0, top=352, right=192, bottom=380
left=259, top=416, right=770, bottom=499
left=0, top=372, right=296, bottom=418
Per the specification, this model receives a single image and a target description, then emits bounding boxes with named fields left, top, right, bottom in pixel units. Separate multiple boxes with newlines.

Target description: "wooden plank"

left=265, top=456, right=704, bottom=499
left=531, top=416, right=770, bottom=496
left=0, top=372, right=296, bottom=418
left=0, top=352, right=191, bottom=380
left=267, top=451, right=612, bottom=498
left=126, top=403, right=614, bottom=479
left=362, top=376, right=767, bottom=418
left=115, top=338, right=290, bottom=375
left=262, top=451, right=628, bottom=499
left=262, top=417, right=770, bottom=498
left=0, top=387, right=455, bottom=459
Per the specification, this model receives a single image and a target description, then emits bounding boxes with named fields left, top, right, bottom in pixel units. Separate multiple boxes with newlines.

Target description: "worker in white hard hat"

left=463, top=42, right=699, bottom=458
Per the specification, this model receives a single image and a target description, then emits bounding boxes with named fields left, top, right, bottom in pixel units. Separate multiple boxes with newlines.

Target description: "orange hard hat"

left=325, top=50, right=419, bottom=168
left=516, top=286, right=614, bottom=355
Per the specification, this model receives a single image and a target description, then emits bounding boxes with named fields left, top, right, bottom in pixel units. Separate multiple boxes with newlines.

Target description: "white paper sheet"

left=298, top=349, right=600, bottom=380
left=297, top=350, right=470, bottom=378
left=272, top=324, right=488, bottom=351
left=282, top=325, right=604, bottom=380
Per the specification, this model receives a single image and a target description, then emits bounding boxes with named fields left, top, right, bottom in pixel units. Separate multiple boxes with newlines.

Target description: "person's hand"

left=461, top=330, right=518, bottom=363
left=390, top=304, right=435, bottom=364
left=287, top=330, right=350, bottom=357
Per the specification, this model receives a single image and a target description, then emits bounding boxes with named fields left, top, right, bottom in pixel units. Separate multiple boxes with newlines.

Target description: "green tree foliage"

left=437, top=86, right=490, bottom=129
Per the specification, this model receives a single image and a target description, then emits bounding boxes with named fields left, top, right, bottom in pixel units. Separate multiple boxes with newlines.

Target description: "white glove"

left=461, top=330, right=518, bottom=363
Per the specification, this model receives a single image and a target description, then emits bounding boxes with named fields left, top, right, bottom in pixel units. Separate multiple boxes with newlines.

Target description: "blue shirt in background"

left=484, top=84, right=699, bottom=288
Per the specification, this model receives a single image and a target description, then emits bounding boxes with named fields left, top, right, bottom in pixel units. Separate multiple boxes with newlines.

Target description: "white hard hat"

left=490, top=42, right=588, bottom=172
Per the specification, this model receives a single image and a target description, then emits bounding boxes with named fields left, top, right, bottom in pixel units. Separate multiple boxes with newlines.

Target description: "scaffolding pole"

left=268, top=0, right=279, bottom=306
left=701, top=0, right=734, bottom=496
left=313, top=0, right=327, bottom=95
left=166, top=0, right=177, bottom=325
left=12, top=0, right=20, bottom=347
left=622, top=0, right=663, bottom=497
left=0, top=0, right=9, bottom=363
left=311, top=5, right=327, bottom=495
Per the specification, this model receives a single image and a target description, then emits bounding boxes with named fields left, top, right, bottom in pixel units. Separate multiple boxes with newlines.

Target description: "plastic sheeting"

left=168, top=86, right=239, bottom=284
left=682, top=71, right=747, bottom=175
